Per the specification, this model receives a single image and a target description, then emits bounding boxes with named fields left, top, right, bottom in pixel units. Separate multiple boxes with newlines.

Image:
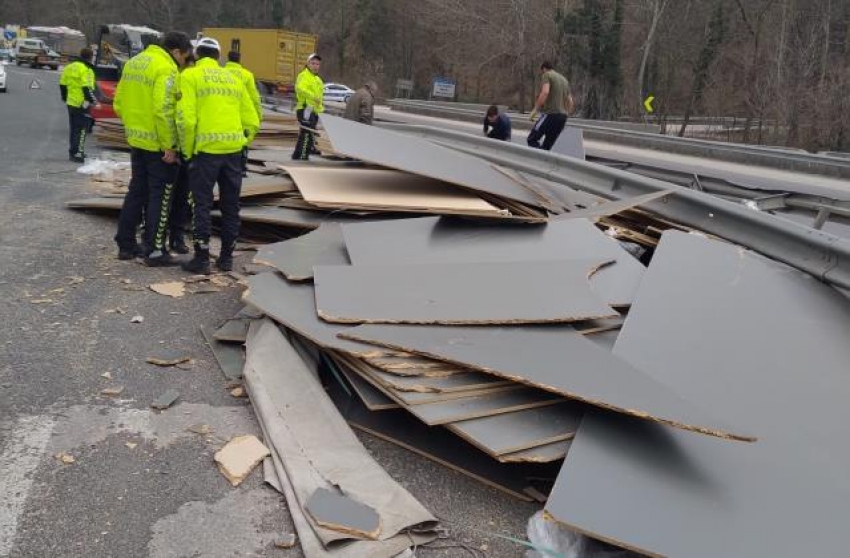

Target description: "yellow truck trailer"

left=201, top=28, right=317, bottom=92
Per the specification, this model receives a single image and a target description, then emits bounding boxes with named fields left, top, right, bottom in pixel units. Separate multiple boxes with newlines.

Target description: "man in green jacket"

left=113, top=31, right=193, bottom=265
left=225, top=50, right=262, bottom=176
left=177, top=37, right=260, bottom=275
left=292, top=53, right=324, bottom=160
left=59, top=47, right=98, bottom=162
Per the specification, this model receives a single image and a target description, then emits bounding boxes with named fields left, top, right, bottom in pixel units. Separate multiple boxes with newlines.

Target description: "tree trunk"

left=637, top=0, right=669, bottom=113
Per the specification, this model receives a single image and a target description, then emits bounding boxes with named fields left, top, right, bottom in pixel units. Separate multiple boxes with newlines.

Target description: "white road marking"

left=0, top=415, right=55, bottom=555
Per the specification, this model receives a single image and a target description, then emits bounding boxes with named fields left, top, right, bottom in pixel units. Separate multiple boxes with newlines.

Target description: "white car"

left=0, top=64, right=6, bottom=92
left=323, top=83, right=355, bottom=103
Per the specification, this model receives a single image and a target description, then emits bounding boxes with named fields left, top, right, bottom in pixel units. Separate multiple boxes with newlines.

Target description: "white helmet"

left=195, top=37, right=220, bottom=53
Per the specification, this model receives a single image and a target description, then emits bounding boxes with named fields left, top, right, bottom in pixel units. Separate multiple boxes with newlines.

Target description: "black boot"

left=182, top=244, right=211, bottom=275
left=169, top=234, right=190, bottom=255
left=216, top=248, right=234, bottom=272
left=144, top=249, right=179, bottom=267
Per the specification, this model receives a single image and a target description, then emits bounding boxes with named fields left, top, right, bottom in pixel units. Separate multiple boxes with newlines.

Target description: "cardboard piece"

left=214, top=435, right=271, bottom=487
left=284, top=166, right=508, bottom=217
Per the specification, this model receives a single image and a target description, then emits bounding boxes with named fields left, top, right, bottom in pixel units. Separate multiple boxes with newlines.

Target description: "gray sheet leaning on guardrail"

left=379, top=122, right=850, bottom=291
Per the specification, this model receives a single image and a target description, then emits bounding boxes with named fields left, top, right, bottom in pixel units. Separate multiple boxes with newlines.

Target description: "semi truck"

left=200, top=28, right=318, bottom=94
left=25, top=26, right=87, bottom=60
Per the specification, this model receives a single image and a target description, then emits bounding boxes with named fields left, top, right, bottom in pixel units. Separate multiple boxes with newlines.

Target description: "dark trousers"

left=292, top=109, right=319, bottom=160
left=169, top=162, right=191, bottom=244
left=114, top=148, right=179, bottom=255
left=67, top=106, right=89, bottom=157
left=189, top=152, right=243, bottom=255
left=527, top=113, right=568, bottom=151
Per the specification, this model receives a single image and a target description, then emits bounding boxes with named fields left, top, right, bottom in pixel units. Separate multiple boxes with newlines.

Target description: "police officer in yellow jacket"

left=113, top=31, right=193, bottom=265
left=224, top=50, right=262, bottom=176
left=177, top=37, right=260, bottom=275
left=292, top=53, right=324, bottom=160
left=59, top=48, right=98, bottom=162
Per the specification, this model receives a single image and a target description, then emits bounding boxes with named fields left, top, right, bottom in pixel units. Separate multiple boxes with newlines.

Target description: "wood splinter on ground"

left=213, top=435, right=270, bottom=487
left=101, top=386, right=125, bottom=397
left=146, top=351, right=192, bottom=367
left=55, top=452, right=75, bottom=465
left=149, top=281, right=186, bottom=298
left=305, top=487, right=382, bottom=540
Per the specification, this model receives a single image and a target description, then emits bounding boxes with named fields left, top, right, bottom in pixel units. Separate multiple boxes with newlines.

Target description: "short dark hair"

left=541, top=61, right=553, bottom=71
left=486, top=105, right=499, bottom=117
left=196, top=46, right=219, bottom=60
left=80, top=47, right=93, bottom=61
left=228, top=50, right=240, bottom=63
left=161, top=31, right=192, bottom=53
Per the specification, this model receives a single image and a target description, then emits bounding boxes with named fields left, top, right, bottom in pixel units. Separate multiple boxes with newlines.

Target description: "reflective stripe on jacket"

left=294, top=67, right=324, bottom=113
left=224, top=61, right=263, bottom=123
left=113, top=45, right=179, bottom=152
left=59, top=60, right=95, bottom=108
left=176, top=57, right=260, bottom=157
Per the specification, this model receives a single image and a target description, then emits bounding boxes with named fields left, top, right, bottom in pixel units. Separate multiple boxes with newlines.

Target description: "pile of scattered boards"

left=70, top=113, right=850, bottom=558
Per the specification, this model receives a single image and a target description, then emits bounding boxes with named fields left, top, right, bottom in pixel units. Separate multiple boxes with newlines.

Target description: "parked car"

left=0, top=64, right=7, bottom=92
left=323, top=83, right=355, bottom=103
left=0, top=47, right=14, bottom=62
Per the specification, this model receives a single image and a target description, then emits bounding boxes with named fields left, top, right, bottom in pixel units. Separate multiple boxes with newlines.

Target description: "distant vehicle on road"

left=323, top=83, right=354, bottom=103
left=0, top=47, right=13, bottom=62
left=15, top=38, right=60, bottom=70
left=0, top=64, right=7, bottom=92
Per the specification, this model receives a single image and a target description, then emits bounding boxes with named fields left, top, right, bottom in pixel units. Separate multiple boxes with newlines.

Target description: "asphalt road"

left=0, top=63, right=536, bottom=557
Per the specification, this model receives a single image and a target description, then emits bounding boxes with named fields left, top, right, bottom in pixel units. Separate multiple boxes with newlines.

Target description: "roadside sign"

left=644, top=95, right=655, bottom=113
left=30, top=79, right=41, bottom=90
left=431, top=77, right=456, bottom=99
left=3, top=30, right=15, bottom=41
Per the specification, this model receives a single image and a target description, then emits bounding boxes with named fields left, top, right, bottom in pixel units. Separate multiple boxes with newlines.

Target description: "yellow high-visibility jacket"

left=113, top=45, right=179, bottom=152
left=294, top=67, right=324, bottom=113
left=59, top=60, right=95, bottom=108
left=176, top=57, right=260, bottom=157
left=224, top=61, right=262, bottom=123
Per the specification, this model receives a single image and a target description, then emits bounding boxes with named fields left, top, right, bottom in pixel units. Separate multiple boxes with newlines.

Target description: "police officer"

left=59, top=47, right=98, bottom=162
left=177, top=37, right=260, bottom=275
left=224, top=50, right=262, bottom=176
left=113, top=31, right=193, bottom=264
left=292, top=53, right=324, bottom=160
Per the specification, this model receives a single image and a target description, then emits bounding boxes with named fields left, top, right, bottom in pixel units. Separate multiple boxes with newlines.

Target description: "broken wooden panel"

left=305, top=488, right=381, bottom=540
left=214, top=435, right=270, bottom=487
left=243, top=273, right=384, bottom=356
left=333, top=358, right=400, bottom=411
left=254, top=391, right=435, bottom=558
left=243, top=320, right=436, bottom=546
left=553, top=189, right=676, bottom=221
left=340, top=216, right=645, bottom=307
left=314, top=260, right=616, bottom=325
left=254, top=223, right=349, bottom=282
left=325, top=379, right=553, bottom=501
left=401, top=387, right=565, bottom=426
left=551, top=126, right=586, bottom=159
left=365, top=367, right=509, bottom=394
left=546, top=230, right=850, bottom=558
left=583, top=329, right=620, bottom=352
left=341, top=355, right=525, bottom=407
left=362, top=354, right=466, bottom=378
left=239, top=174, right=297, bottom=198
left=201, top=325, right=244, bottom=381
left=319, top=114, right=544, bottom=208
left=445, top=402, right=584, bottom=457
left=342, top=324, right=753, bottom=442
left=213, top=319, right=252, bottom=343
left=283, top=166, right=509, bottom=217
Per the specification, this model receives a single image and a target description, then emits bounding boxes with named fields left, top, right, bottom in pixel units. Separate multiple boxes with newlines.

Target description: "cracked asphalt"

left=0, top=63, right=537, bottom=557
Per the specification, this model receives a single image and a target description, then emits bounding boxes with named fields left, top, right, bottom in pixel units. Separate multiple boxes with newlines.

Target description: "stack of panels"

left=243, top=216, right=755, bottom=505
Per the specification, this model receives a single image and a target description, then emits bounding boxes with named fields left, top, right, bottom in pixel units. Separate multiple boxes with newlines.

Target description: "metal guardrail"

left=380, top=122, right=850, bottom=290
left=387, top=100, right=850, bottom=179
